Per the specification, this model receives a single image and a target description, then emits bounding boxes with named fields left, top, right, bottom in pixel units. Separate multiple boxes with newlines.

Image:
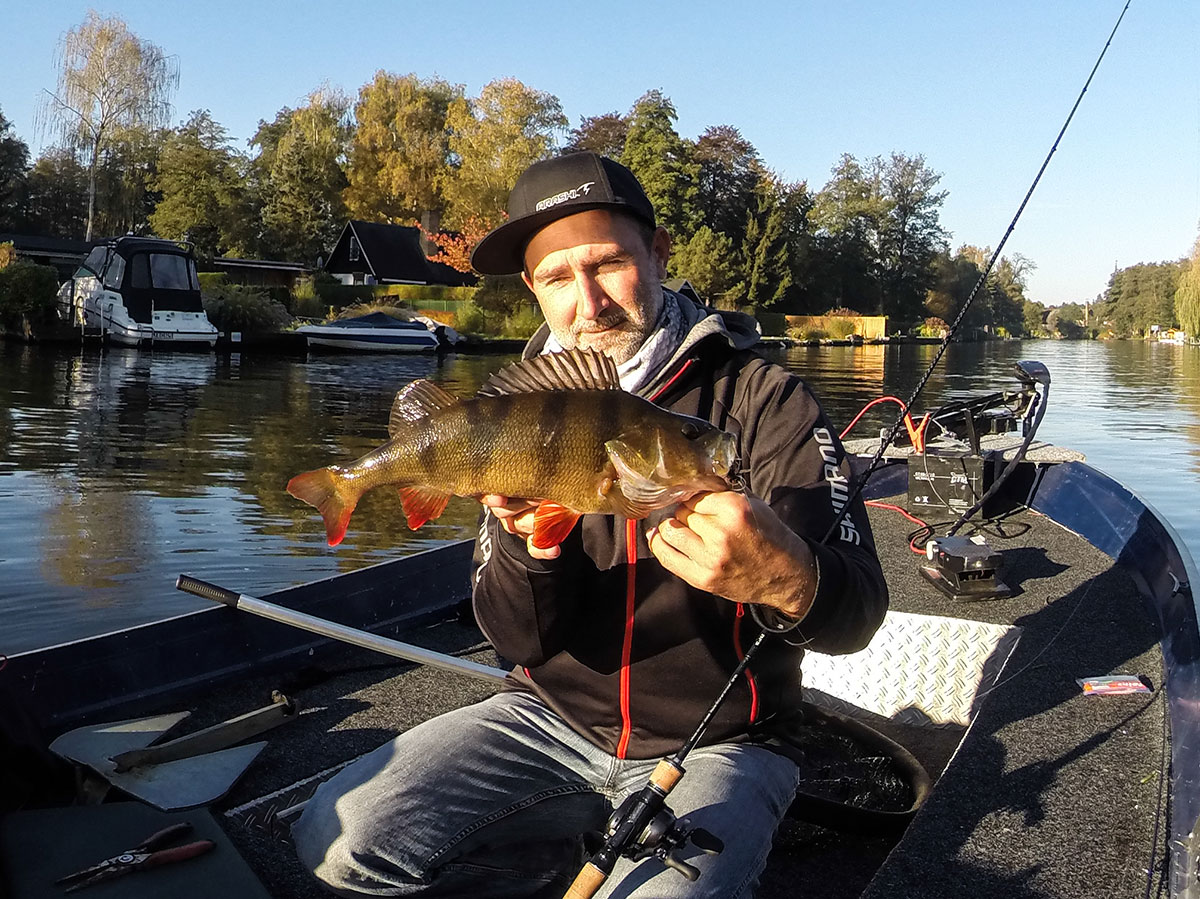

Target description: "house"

left=0, top=233, right=95, bottom=281
left=324, top=220, right=476, bottom=288
left=201, top=256, right=307, bottom=291
left=664, top=278, right=702, bottom=303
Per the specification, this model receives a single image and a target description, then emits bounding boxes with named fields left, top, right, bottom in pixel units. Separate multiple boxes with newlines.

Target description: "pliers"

left=55, top=822, right=214, bottom=892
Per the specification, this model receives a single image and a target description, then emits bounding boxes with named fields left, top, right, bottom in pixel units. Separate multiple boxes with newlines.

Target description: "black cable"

left=946, top=380, right=1049, bottom=537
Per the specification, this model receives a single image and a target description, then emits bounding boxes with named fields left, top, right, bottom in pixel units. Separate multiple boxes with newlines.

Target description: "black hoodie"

left=470, top=295, right=888, bottom=759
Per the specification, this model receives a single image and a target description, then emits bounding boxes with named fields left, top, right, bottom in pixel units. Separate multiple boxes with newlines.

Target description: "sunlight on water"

left=2, top=339, right=1198, bottom=653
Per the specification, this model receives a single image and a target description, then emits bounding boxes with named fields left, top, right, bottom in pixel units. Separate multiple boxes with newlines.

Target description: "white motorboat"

left=57, top=237, right=218, bottom=348
left=296, top=311, right=444, bottom=353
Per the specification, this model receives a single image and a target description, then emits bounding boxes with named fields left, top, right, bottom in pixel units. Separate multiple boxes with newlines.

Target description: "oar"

left=175, top=575, right=509, bottom=685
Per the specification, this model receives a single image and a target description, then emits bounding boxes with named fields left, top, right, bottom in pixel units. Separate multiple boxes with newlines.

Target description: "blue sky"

left=4, top=1, right=1197, bottom=306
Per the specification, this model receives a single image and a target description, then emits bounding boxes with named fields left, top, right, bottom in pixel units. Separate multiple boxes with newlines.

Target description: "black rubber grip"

left=176, top=574, right=241, bottom=607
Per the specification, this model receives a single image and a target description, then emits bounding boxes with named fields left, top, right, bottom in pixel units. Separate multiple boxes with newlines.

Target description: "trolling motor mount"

left=919, top=535, right=1011, bottom=601
left=604, top=793, right=724, bottom=882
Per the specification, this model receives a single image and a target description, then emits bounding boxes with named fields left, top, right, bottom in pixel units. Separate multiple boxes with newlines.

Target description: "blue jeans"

left=293, top=691, right=799, bottom=898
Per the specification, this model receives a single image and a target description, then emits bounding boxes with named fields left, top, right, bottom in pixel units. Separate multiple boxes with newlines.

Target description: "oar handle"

left=176, top=575, right=240, bottom=608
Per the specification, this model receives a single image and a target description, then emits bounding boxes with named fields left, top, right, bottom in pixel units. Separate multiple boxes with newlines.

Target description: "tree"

left=741, top=176, right=793, bottom=309
left=621, top=91, right=700, bottom=241
left=444, top=78, right=566, bottom=229
left=694, top=125, right=762, bottom=246
left=0, top=108, right=30, bottom=231
left=1175, top=236, right=1200, bottom=338
left=873, top=153, right=948, bottom=322
left=1100, top=261, right=1183, bottom=336
left=810, top=154, right=885, bottom=313
left=149, top=110, right=247, bottom=257
left=92, top=126, right=162, bottom=237
left=1023, top=299, right=1047, bottom=336
left=563, top=112, right=628, bottom=158
left=260, top=89, right=351, bottom=262
left=40, top=11, right=178, bottom=240
left=25, top=149, right=88, bottom=237
left=343, top=72, right=461, bottom=226
left=925, top=250, right=984, bottom=328
left=669, top=226, right=744, bottom=306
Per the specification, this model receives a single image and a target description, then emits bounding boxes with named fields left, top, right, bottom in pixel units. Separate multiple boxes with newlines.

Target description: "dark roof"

left=210, top=257, right=307, bottom=273
left=326, top=220, right=476, bottom=287
left=0, top=233, right=95, bottom=255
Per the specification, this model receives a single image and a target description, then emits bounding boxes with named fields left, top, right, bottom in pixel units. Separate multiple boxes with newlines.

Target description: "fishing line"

left=819, top=0, right=1132, bottom=550
left=571, top=5, right=1133, bottom=892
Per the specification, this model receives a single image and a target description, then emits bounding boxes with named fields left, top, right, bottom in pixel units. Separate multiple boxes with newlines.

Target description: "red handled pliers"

left=55, top=822, right=214, bottom=892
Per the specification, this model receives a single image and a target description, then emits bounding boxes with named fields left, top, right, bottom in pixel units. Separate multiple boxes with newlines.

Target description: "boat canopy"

left=76, top=238, right=204, bottom=323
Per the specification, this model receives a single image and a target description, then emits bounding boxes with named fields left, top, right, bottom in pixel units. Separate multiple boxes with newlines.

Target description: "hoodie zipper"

left=614, top=358, right=699, bottom=759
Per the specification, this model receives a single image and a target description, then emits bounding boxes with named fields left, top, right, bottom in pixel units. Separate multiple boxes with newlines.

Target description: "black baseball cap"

left=470, top=152, right=657, bottom=275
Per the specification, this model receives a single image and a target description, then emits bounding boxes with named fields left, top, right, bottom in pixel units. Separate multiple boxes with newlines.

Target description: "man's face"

left=521, top=209, right=670, bottom=364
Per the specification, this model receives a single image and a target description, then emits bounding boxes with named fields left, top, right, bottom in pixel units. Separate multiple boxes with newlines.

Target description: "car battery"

left=906, top=449, right=999, bottom=518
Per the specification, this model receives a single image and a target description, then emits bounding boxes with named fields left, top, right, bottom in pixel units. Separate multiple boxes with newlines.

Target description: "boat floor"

left=102, top=496, right=1168, bottom=898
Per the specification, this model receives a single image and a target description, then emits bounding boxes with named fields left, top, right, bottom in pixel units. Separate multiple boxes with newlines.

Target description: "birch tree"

left=40, top=12, right=178, bottom=240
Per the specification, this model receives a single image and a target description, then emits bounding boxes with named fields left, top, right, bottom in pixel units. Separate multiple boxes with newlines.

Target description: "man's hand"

left=647, top=492, right=817, bottom=620
left=478, top=494, right=562, bottom=561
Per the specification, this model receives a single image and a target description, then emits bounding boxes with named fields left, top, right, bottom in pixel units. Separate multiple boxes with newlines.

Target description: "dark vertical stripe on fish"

left=534, top=392, right=565, bottom=497
left=463, top=397, right=495, bottom=489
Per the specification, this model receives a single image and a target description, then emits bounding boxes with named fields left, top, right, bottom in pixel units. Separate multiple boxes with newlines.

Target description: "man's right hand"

left=478, top=495, right=562, bottom=560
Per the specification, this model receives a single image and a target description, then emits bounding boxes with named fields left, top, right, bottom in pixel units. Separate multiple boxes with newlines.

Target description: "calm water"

left=3, top=338, right=1198, bottom=654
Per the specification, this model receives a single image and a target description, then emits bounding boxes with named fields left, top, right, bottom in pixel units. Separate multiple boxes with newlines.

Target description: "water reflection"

left=3, top=338, right=1200, bottom=654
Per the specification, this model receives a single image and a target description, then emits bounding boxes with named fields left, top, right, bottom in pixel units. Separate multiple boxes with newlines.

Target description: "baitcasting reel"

left=604, top=792, right=724, bottom=882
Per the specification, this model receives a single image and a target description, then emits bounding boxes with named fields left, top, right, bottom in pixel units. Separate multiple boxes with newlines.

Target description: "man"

left=294, top=153, right=888, bottom=898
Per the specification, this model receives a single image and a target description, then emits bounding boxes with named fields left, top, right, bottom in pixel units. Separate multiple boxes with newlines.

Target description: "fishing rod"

left=563, top=4, right=1133, bottom=896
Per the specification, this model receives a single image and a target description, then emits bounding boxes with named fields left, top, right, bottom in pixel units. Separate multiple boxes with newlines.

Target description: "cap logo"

left=534, top=180, right=595, bottom=212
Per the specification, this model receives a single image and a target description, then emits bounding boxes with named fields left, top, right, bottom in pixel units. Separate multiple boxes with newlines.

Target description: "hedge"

left=0, top=261, right=60, bottom=327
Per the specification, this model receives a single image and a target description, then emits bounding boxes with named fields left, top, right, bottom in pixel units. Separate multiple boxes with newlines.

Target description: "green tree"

left=621, top=90, right=701, bottom=240
left=694, top=125, right=762, bottom=248
left=149, top=110, right=247, bottom=257
left=873, top=153, right=948, bottom=322
left=343, top=72, right=461, bottom=225
left=1175, top=236, right=1200, bottom=338
left=669, top=226, right=743, bottom=306
left=925, top=250, right=984, bottom=328
left=1100, top=261, right=1182, bottom=337
left=563, top=112, right=628, bottom=158
left=741, top=176, right=793, bottom=309
left=810, top=154, right=885, bottom=313
left=444, top=78, right=566, bottom=229
left=260, top=89, right=351, bottom=263
left=1023, top=299, right=1047, bottom=336
left=92, top=126, right=162, bottom=237
left=25, top=149, right=88, bottom=237
left=0, top=108, right=30, bottom=231
left=40, top=11, right=178, bottom=240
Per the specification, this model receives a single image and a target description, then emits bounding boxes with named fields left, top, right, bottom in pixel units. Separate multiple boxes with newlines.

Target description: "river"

left=2, top=338, right=1198, bottom=655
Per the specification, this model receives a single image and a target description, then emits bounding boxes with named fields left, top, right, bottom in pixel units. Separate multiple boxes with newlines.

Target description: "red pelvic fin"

left=398, top=486, right=452, bottom=530
left=287, top=468, right=359, bottom=546
left=531, top=502, right=582, bottom=549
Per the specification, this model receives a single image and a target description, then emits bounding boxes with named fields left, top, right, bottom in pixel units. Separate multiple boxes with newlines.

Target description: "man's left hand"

left=647, top=492, right=816, bottom=620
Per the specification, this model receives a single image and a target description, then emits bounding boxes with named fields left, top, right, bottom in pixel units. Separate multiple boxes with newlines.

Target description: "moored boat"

left=296, top=312, right=445, bottom=353
left=57, top=237, right=219, bottom=348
